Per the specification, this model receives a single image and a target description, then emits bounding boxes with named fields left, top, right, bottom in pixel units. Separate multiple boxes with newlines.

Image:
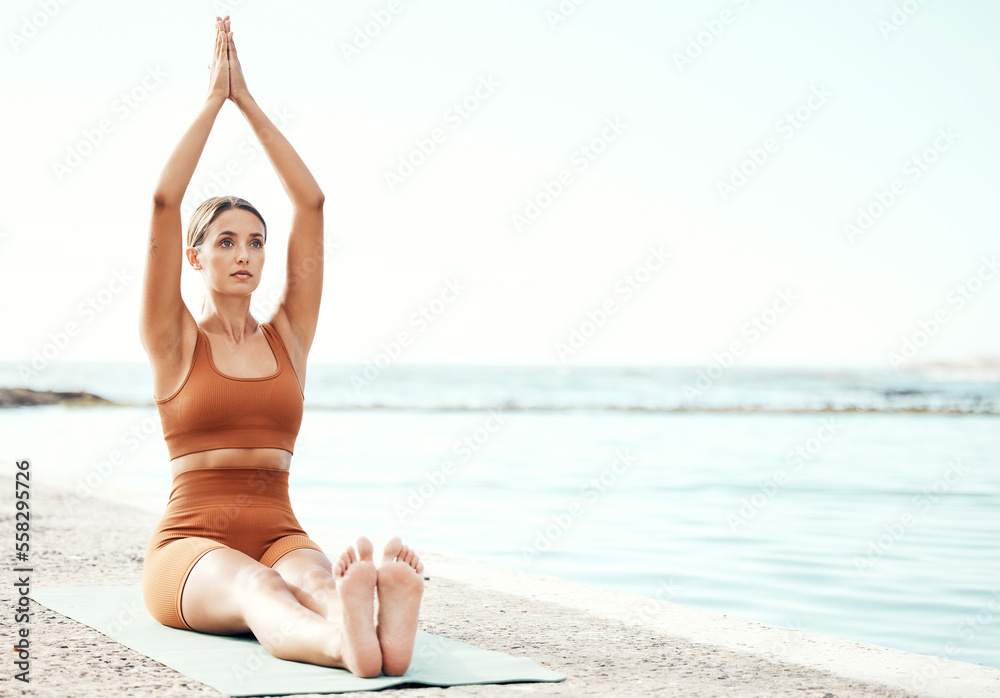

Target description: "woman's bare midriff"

left=170, top=447, right=292, bottom=479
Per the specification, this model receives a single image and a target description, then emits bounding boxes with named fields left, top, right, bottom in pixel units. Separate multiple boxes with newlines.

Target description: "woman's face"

left=194, top=208, right=266, bottom=295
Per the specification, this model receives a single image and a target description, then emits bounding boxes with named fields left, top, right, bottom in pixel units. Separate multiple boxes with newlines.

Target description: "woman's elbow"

left=152, top=191, right=179, bottom=209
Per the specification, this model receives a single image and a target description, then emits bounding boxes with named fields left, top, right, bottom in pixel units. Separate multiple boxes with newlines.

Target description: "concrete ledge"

left=425, top=552, right=1000, bottom=698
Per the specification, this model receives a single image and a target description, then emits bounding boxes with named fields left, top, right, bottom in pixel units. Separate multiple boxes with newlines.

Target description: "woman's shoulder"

left=262, top=310, right=308, bottom=392
left=262, top=314, right=298, bottom=357
left=148, top=312, right=203, bottom=400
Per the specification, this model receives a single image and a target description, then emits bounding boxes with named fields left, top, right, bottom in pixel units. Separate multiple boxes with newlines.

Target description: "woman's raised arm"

left=224, top=19, right=325, bottom=358
left=139, top=18, right=230, bottom=358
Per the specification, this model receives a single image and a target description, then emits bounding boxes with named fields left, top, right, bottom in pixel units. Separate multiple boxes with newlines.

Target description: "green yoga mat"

left=30, top=586, right=565, bottom=696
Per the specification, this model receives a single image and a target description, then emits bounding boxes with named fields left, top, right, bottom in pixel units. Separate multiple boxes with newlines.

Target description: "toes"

left=416, top=560, right=425, bottom=575
left=337, top=549, right=352, bottom=573
left=380, top=538, right=423, bottom=571
left=382, top=536, right=403, bottom=563
left=356, top=536, right=374, bottom=562
left=399, top=547, right=419, bottom=569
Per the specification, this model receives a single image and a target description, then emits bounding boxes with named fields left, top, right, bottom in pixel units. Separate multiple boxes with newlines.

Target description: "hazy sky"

left=2, top=0, right=998, bottom=368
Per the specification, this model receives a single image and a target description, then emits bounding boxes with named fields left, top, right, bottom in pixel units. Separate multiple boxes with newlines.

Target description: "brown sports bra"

left=154, top=322, right=304, bottom=460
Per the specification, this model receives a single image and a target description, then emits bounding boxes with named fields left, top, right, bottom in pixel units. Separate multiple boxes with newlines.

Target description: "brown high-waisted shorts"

left=142, top=466, right=324, bottom=631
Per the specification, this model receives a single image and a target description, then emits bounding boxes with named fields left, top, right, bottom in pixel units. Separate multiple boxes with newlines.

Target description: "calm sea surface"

left=2, top=362, right=998, bottom=669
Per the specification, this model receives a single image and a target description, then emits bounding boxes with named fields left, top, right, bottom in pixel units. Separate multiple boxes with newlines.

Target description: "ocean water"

left=1, top=362, right=998, bottom=672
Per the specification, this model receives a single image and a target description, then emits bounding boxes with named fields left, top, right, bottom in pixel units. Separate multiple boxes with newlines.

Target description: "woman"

left=139, top=17, right=423, bottom=678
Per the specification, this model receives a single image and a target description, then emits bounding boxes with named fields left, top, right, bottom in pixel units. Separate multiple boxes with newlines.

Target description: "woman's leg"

left=180, top=544, right=382, bottom=677
left=271, top=536, right=424, bottom=676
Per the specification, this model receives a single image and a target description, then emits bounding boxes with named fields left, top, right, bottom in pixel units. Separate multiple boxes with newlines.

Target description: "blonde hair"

left=187, top=195, right=267, bottom=250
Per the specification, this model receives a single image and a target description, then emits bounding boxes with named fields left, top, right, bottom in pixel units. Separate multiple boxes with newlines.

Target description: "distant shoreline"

left=1, top=388, right=997, bottom=414
left=0, top=387, right=114, bottom=407
left=2, top=359, right=999, bottom=371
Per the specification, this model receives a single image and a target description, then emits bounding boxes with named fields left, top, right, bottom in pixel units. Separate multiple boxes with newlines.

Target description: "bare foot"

left=375, top=536, right=425, bottom=676
left=331, top=537, right=382, bottom=677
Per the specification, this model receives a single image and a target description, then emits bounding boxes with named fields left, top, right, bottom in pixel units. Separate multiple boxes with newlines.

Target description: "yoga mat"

left=30, top=586, right=565, bottom=696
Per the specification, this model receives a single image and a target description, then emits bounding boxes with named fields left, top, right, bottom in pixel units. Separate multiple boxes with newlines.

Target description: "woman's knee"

left=295, top=564, right=333, bottom=589
left=294, top=566, right=338, bottom=608
left=270, top=548, right=333, bottom=589
left=237, top=563, right=292, bottom=598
